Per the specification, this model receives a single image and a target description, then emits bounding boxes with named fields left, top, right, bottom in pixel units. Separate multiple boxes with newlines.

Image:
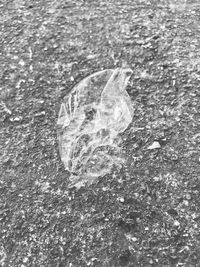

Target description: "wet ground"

left=0, top=0, right=200, bottom=266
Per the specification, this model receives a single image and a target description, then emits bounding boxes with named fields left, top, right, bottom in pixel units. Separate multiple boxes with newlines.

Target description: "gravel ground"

left=0, top=0, right=200, bottom=266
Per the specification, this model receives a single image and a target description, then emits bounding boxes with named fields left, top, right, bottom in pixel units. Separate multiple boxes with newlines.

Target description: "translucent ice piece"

left=57, top=68, right=133, bottom=186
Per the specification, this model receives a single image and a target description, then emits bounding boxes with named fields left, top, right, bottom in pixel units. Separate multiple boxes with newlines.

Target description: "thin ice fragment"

left=57, top=68, right=134, bottom=186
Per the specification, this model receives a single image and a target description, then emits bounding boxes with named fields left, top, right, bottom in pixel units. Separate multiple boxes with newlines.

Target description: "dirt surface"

left=1, top=0, right=200, bottom=266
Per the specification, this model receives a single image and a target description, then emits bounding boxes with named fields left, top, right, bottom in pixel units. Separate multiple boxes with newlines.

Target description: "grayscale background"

left=0, top=0, right=200, bottom=266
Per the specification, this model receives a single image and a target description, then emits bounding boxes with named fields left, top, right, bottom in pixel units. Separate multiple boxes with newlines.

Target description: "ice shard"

left=57, top=68, right=134, bottom=187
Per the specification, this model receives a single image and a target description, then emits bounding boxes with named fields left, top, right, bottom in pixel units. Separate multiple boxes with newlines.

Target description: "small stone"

left=23, top=257, right=28, bottom=263
left=73, top=181, right=85, bottom=189
left=29, top=226, right=34, bottom=232
left=149, top=259, right=154, bottom=264
left=147, top=196, right=151, bottom=202
left=11, top=182, right=16, bottom=188
left=19, top=59, right=25, bottom=66
left=41, top=182, right=50, bottom=192
left=118, top=197, right=125, bottom=203
left=134, top=193, right=139, bottom=198
left=132, top=237, right=137, bottom=242
left=35, top=111, right=45, bottom=117
left=173, top=220, right=180, bottom=227
left=153, top=176, right=160, bottom=182
left=87, top=54, right=98, bottom=60
left=147, top=141, right=161, bottom=150
left=16, top=79, right=25, bottom=89
left=185, top=193, right=191, bottom=200
left=38, top=99, right=45, bottom=104
left=13, top=55, right=19, bottom=60
left=183, top=200, right=189, bottom=206
left=10, top=116, right=22, bottom=122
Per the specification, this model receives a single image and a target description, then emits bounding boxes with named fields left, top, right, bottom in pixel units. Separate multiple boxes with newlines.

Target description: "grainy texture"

left=0, top=0, right=200, bottom=266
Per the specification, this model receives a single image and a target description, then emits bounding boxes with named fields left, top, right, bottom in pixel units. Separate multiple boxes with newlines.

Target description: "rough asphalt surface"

left=1, top=0, right=200, bottom=266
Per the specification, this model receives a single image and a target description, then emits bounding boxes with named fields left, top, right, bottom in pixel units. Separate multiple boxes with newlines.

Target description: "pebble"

left=10, top=116, right=22, bottom=122
left=134, top=193, right=139, bottom=198
left=118, top=197, right=125, bottom=203
left=35, top=111, right=45, bottom=117
left=132, top=237, right=137, bottom=242
left=147, top=141, right=161, bottom=150
left=183, top=200, right=189, bottom=206
left=23, top=257, right=28, bottom=263
left=173, top=220, right=180, bottom=227
left=41, top=182, right=50, bottom=192
left=87, top=54, right=98, bottom=60
left=19, top=59, right=25, bottom=66
left=185, top=193, right=191, bottom=200
left=153, top=176, right=160, bottom=182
